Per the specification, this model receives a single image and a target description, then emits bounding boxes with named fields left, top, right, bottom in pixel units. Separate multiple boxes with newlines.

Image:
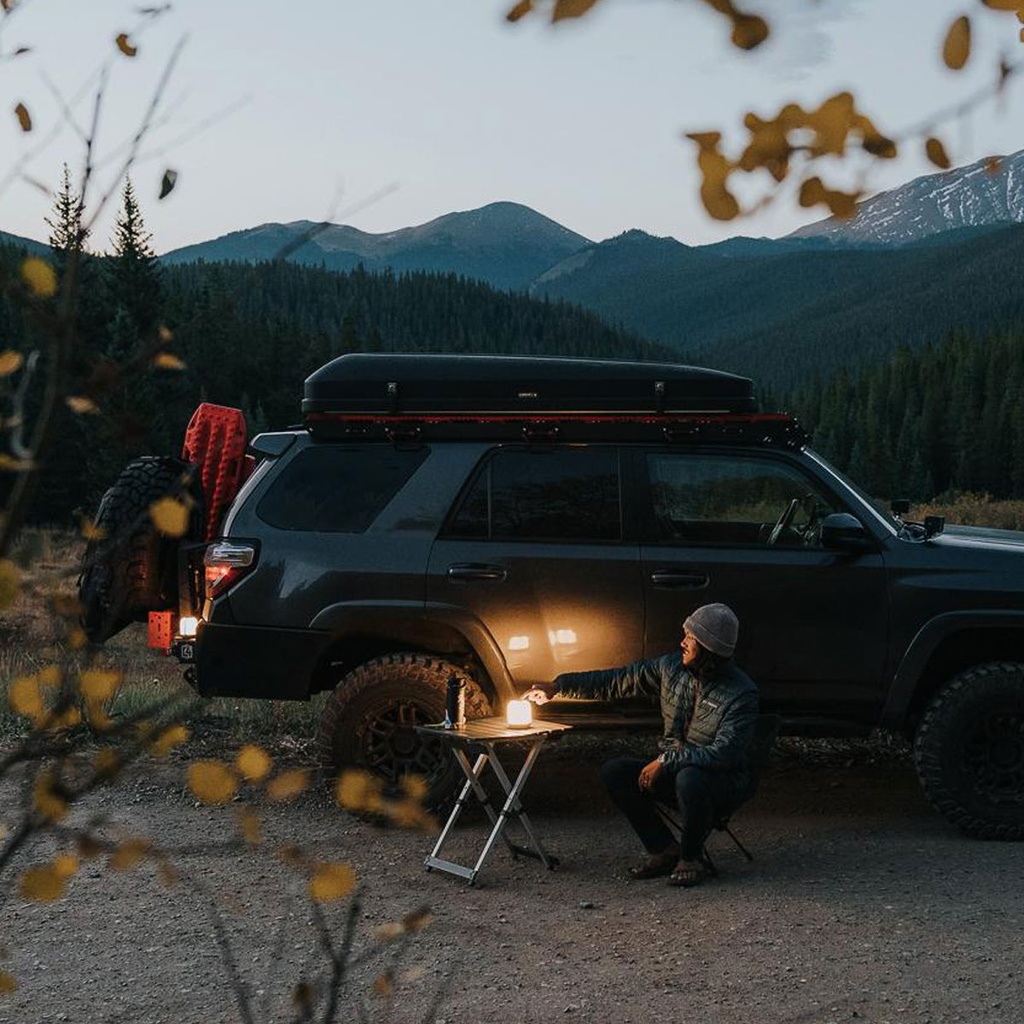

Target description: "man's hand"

left=523, top=682, right=557, bottom=705
left=638, top=757, right=663, bottom=792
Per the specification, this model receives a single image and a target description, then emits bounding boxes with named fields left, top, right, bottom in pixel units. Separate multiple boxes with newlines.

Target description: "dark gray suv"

left=85, top=354, right=1024, bottom=838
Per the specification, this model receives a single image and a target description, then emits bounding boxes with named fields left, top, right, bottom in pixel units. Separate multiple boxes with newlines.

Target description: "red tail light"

left=204, top=541, right=257, bottom=600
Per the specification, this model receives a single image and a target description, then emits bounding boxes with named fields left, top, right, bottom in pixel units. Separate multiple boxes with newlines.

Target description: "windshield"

left=802, top=447, right=898, bottom=537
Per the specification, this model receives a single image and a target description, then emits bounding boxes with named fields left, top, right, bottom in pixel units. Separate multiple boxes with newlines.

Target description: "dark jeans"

left=599, top=756, right=738, bottom=861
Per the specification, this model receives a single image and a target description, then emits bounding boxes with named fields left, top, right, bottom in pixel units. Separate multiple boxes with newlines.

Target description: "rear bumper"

left=185, top=622, right=333, bottom=700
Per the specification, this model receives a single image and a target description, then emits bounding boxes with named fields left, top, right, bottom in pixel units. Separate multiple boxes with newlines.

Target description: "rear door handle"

left=447, top=563, right=508, bottom=583
left=649, top=570, right=709, bottom=588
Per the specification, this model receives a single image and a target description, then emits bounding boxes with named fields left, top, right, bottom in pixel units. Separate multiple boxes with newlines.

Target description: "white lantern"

left=505, top=700, right=533, bottom=729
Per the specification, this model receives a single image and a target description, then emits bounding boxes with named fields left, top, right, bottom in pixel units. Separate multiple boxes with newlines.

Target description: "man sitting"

left=526, top=602, right=758, bottom=887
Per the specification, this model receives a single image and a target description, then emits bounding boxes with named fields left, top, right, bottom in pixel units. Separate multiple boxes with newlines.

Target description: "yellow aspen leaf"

left=925, top=137, right=951, bottom=169
left=188, top=760, right=238, bottom=804
left=0, top=560, right=20, bottom=611
left=14, top=102, right=31, bottom=132
left=236, top=744, right=272, bottom=782
left=53, top=854, right=79, bottom=878
left=153, top=352, right=185, bottom=370
left=33, top=772, right=68, bottom=822
left=506, top=0, right=533, bottom=21
left=825, top=188, right=859, bottom=219
left=151, top=724, right=189, bottom=757
left=20, top=257, right=57, bottom=298
left=981, top=0, right=1024, bottom=10
left=115, top=32, right=138, bottom=57
left=109, top=839, right=151, bottom=871
left=854, top=114, right=897, bottom=159
left=808, top=92, right=855, bottom=157
left=149, top=497, right=189, bottom=537
left=798, top=176, right=827, bottom=208
left=336, top=769, right=383, bottom=813
left=8, top=675, right=44, bottom=724
left=943, top=16, right=971, bottom=70
left=308, top=861, right=357, bottom=902
left=48, top=705, right=82, bottom=731
left=68, top=627, right=88, bottom=650
left=387, top=797, right=435, bottom=831
left=39, top=665, right=61, bottom=688
left=700, top=183, right=740, bottom=221
left=237, top=807, right=263, bottom=845
left=401, top=774, right=428, bottom=800
left=552, top=0, right=602, bottom=21
left=0, top=350, right=23, bottom=376
left=79, top=516, right=105, bottom=541
left=0, top=972, right=17, bottom=994
left=266, top=769, right=309, bottom=801
left=0, top=455, right=33, bottom=472
left=730, top=13, right=768, bottom=50
left=93, top=748, right=121, bottom=778
left=372, top=971, right=395, bottom=997
left=66, top=395, right=100, bottom=415
left=79, top=669, right=120, bottom=702
left=20, top=861, right=73, bottom=902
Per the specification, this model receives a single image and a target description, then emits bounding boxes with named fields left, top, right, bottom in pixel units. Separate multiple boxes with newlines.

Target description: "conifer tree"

left=107, top=177, right=162, bottom=360
left=45, top=163, right=89, bottom=274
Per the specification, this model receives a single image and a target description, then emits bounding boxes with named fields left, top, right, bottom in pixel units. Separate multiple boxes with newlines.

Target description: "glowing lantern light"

left=506, top=700, right=533, bottom=729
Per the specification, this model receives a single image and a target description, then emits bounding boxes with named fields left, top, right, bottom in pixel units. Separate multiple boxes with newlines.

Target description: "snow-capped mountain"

left=791, top=149, right=1024, bottom=246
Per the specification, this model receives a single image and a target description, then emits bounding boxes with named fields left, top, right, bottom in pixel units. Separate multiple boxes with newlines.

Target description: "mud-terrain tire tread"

left=914, top=661, right=1024, bottom=841
left=317, top=652, right=491, bottom=816
left=78, top=455, right=200, bottom=643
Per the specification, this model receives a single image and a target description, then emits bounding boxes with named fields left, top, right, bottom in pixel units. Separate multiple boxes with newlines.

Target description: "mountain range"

left=5, top=149, right=1024, bottom=388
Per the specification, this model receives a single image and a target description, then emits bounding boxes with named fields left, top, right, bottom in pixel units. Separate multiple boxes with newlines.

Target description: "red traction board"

left=181, top=403, right=248, bottom=541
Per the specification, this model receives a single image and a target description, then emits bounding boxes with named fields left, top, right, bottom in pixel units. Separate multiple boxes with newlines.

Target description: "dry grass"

left=0, top=528, right=327, bottom=753
left=914, top=492, right=1024, bottom=531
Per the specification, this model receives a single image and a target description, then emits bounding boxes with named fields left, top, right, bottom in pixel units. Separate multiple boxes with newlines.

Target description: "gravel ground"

left=1, top=735, right=1021, bottom=1024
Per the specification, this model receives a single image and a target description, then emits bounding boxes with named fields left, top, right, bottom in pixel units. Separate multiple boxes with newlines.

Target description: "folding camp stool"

left=416, top=718, right=572, bottom=885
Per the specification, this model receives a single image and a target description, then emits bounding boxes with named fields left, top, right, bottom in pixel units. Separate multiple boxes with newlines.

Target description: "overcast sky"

left=2, top=0, right=1022, bottom=254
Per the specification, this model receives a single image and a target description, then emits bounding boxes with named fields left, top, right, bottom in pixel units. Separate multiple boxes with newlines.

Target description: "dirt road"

left=1, top=736, right=1021, bottom=1024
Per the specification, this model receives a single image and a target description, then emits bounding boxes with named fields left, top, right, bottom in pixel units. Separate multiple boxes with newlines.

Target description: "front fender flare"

left=882, top=610, right=1024, bottom=729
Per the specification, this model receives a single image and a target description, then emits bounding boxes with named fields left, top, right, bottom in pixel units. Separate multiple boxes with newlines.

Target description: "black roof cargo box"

left=302, top=353, right=756, bottom=418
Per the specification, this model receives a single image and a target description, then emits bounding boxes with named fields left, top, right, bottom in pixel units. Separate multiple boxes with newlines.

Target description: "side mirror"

left=820, top=512, right=873, bottom=551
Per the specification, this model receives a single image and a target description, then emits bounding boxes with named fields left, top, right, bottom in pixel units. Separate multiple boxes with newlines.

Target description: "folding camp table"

left=417, top=717, right=572, bottom=885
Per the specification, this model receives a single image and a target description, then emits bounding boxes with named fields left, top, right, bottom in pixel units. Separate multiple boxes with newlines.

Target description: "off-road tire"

left=78, top=456, right=200, bottom=643
left=317, top=653, right=491, bottom=815
left=914, top=662, right=1024, bottom=840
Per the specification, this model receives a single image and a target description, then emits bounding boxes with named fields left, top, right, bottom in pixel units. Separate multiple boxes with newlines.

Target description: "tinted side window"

left=256, top=446, right=428, bottom=532
left=646, top=452, right=837, bottom=546
left=447, top=448, right=621, bottom=541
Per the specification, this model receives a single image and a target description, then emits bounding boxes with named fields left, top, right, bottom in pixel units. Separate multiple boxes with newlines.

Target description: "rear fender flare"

left=308, top=600, right=515, bottom=701
left=883, top=610, right=1024, bottom=730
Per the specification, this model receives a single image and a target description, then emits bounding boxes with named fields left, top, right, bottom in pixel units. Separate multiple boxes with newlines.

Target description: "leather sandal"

left=667, top=859, right=707, bottom=888
left=628, top=849, right=678, bottom=879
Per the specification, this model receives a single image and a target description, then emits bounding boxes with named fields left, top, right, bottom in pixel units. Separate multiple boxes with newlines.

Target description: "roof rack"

left=304, top=411, right=808, bottom=448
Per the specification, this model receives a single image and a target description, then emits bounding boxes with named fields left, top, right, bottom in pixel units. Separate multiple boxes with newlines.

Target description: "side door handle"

left=447, top=563, right=508, bottom=583
left=649, top=570, right=709, bottom=588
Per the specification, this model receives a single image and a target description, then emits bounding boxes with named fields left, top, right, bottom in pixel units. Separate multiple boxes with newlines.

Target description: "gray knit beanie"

left=683, top=603, right=739, bottom=658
